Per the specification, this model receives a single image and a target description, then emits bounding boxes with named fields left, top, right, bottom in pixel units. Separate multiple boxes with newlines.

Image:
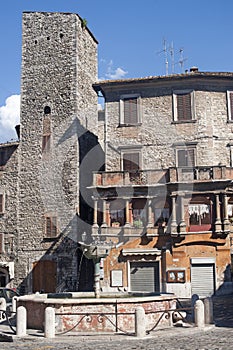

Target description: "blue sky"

left=0, top=0, right=233, bottom=142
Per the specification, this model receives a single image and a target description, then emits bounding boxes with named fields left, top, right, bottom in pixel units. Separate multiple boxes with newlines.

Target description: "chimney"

left=190, top=66, right=199, bottom=73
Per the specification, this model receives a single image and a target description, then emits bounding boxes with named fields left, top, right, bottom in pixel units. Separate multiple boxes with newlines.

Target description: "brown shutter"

left=187, top=148, right=195, bottom=167
left=42, top=135, right=51, bottom=152
left=123, top=152, right=140, bottom=171
left=0, top=233, right=4, bottom=253
left=0, top=194, right=3, bottom=213
left=51, top=217, right=57, bottom=237
left=124, top=98, right=138, bottom=124
left=45, top=216, right=57, bottom=237
left=177, top=93, right=192, bottom=120
left=177, top=149, right=195, bottom=167
left=177, top=150, right=187, bottom=167
left=230, top=93, right=233, bottom=119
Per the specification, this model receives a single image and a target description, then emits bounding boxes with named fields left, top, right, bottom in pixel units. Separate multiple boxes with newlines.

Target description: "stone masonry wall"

left=16, top=12, right=98, bottom=292
left=103, top=79, right=233, bottom=171
left=0, top=143, right=19, bottom=286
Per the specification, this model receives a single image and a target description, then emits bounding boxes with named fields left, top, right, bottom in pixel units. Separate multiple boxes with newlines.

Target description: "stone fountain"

left=78, top=239, right=113, bottom=298
left=16, top=236, right=177, bottom=334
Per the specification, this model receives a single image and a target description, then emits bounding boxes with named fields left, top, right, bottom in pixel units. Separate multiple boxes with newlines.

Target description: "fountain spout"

left=78, top=241, right=114, bottom=298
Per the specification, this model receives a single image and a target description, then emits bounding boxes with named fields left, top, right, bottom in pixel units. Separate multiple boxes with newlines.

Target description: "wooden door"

left=32, top=260, right=57, bottom=293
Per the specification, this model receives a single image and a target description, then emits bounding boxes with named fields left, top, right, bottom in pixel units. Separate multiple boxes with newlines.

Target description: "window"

left=42, top=117, right=51, bottom=153
left=123, top=152, right=140, bottom=172
left=109, top=199, right=125, bottom=226
left=228, top=200, right=233, bottom=223
left=120, top=94, right=141, bottom=125
left=0, top=145, right=17, bottom=167
left=188, top=204, right=210, bottom=226
left=132, top=199, right=147, bottom=227
left=45, top=216, right=58, bottom=238
left=176, top=148, right=195, bottom=167
left=0, top=194, right=4, bottom=214
left=227, top=91, right=233, bottom=121
left=154, top=208, right=170, bottom=226
left=173, top=90, right=195, bottom=122
left=42, top=135, right=51, bottom=153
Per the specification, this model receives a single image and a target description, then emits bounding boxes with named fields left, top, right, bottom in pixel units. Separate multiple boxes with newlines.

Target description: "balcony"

left=170, top=166, right=233, bottom=182
left=93, top=169, right=168, bottom=187
left=92, top=165, right=233, bottom=188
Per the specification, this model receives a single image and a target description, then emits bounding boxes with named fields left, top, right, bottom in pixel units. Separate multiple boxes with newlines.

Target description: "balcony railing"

left=170, top=165, right=232, bottom=182
left=93, top=166, right=233, bottom=187
left=93, top=169, right=168, bottom=187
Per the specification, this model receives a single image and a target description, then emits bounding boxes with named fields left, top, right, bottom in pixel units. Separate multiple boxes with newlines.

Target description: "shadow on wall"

left=17, top=117, right=104, bottom=295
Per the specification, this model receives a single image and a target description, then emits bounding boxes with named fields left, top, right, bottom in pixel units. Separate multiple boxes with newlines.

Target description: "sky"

left=0, top=0, right=233, bottom=142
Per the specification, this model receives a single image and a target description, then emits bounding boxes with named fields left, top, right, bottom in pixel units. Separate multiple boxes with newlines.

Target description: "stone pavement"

left=0, top=294, right=232, bottom=349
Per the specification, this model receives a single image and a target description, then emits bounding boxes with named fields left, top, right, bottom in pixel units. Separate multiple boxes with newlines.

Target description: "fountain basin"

left=17, top=292, right=177, bottom=333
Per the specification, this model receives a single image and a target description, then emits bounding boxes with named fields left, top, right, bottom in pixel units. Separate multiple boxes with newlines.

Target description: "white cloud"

left=106, top=67, right=128, bottom=80
left=0, top=94, right=20, bottom=143
left=99, top=59, right=128, bottom=80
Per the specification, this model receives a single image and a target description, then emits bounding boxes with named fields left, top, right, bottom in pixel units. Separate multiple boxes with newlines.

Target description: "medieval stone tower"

left=15, top=12, right=101, bottom=293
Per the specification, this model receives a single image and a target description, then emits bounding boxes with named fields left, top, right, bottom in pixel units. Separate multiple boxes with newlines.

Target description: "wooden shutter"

left=124, top=97, right=138, bottom=124
left=42, top=135, right=51, bottom=153
left=123, top=152, right=140, bottom=171
left=177, top=150, right=187, bottom=167
left=177, top=93, right=192, bottom=120
left=229, top=92, right=233, bottom=120
left=177, top=148, right=195, bottom=167
left=33, top=260, right=57, bottom=293
left=187, top=148, right=195, bottom=166
left=0, top=194, right=3, bottom=213
left=0, top=233, right=4, bottom=253
left=46, top=216, right=57, bottom=237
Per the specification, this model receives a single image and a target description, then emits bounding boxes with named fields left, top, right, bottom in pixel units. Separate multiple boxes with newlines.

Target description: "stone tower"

left=16, top=12, right=100, bottom=293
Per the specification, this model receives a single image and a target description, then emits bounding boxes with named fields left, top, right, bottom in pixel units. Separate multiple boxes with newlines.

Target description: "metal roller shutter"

left=191, top=263, right=215, bottom=298
left=130, top=262, right=160, bottom=293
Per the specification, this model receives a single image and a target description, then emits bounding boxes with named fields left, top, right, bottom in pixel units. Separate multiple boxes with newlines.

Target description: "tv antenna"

left=157, top=39, right=188, bottom=75
left=169, top=41, right=175, bottom=74
left=157, top=38, right=169, bottom=75
left=176, top=48, right=188, bottom=73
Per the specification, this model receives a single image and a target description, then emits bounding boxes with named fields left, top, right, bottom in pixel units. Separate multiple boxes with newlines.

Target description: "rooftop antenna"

left=177, top=48, right=188, bottom=73
left=157, top=38, right=169, bottom=75
left=169, top=41, right=175, bottom=74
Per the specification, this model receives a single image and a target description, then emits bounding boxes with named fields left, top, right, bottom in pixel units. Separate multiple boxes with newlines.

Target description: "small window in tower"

left=44, top=216, right=58, bottom=238
left=42, top=135, right=51, bottom=153
left=44, top=106, right=51, bottom=115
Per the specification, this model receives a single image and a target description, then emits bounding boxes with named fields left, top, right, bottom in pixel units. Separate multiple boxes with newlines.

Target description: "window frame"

left=119, top=94, right=142, bottom=126
left=173, top=90, right=195, bottom=122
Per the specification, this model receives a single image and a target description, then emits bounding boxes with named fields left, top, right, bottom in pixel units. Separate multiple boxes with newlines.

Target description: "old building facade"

left=0, top=11, right=233, bottom=298
left=92, top=72, right=233, bottom=298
